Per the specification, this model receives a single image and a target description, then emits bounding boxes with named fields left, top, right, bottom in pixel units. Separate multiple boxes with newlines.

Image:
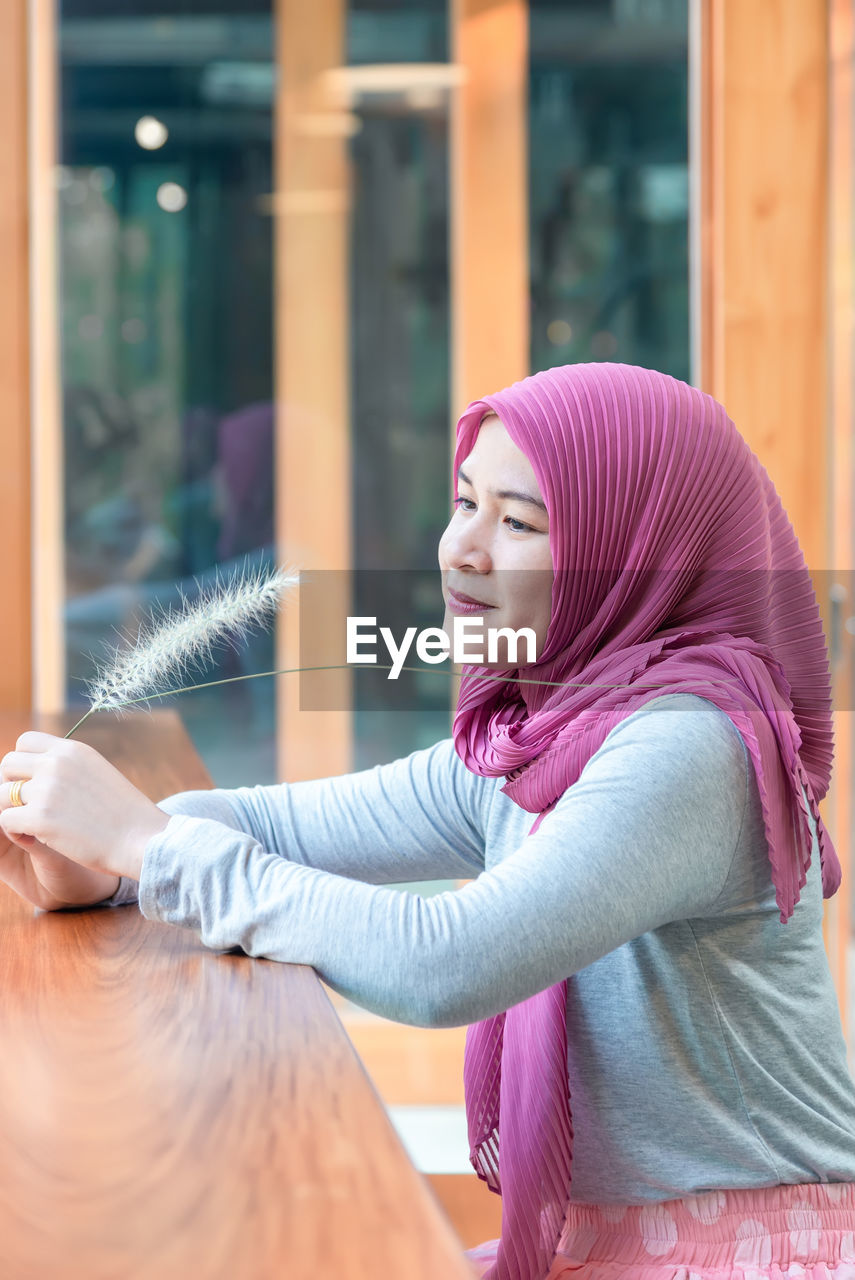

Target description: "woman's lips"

left=446, top=587, right=496, bottom=614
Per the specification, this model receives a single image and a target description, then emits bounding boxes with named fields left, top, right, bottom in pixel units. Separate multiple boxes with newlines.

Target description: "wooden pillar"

left=0, top=0, right=33, bottom=712
left=697, top=0, right=847, bottom=1029
left=450, top=0, right=529, bottom=416
left=449, top=0, right=528, bottom=720
left=29, top=0, right=64, bottom=716
left=273, top=0, right=352, bottom=781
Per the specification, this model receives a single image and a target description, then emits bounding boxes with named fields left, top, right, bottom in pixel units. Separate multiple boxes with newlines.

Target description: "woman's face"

left=438, top=414, right=554, bottom=668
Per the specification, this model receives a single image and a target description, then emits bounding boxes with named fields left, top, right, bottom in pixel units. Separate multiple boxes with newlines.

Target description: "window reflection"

left=530, top=0, right=689, bottom=379
left=347, top=6, right=451, bottom=768
left=60, top=2, right=276, bottom=786
left=57, top=0, right=689, bottom=785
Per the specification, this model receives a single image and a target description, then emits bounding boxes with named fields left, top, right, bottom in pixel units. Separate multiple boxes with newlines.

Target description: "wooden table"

left=0, top=709, right=478, bottom=1280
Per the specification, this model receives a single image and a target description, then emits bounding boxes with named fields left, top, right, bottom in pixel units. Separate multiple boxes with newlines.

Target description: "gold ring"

left=9, top=779, right=24, bottom=807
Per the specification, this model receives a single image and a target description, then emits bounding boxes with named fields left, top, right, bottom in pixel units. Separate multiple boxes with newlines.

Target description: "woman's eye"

left=452, top=497, right=534, bottom=533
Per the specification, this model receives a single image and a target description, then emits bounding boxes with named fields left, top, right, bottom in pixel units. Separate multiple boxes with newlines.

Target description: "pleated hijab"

left=453, top=363, right=841, bottom=1280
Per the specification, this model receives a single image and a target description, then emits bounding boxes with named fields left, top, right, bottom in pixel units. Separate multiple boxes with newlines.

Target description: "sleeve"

left=97, top=736, right=488, bottom=908
left=134, top=696, right=750, bottom=1028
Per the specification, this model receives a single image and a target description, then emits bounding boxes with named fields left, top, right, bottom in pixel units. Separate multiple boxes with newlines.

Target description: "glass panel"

left=59, top=0, right=451, bottom=785
left=57, top=0, right=691, bottom=794
left=347, top=0, right=451, bottom=770
left=59, top=0, right=276, bottom=787
left=529, top=0, right=690, bottom=379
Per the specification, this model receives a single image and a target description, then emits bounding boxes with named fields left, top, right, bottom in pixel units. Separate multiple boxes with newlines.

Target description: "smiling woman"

left=2, top=361, right=855, bottom=1280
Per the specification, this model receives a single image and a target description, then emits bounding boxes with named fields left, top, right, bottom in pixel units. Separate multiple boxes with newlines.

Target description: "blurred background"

left=1, top=0, right=852, bottom=1248
left=52, top=0, right=690, bottom=786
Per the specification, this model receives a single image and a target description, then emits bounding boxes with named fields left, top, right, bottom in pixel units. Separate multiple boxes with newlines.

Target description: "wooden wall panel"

left=697, top=0, right=847, bottom=1028
left=0, top=0, right=32, bottom=712
left=698, top=0, right=828, bottom=568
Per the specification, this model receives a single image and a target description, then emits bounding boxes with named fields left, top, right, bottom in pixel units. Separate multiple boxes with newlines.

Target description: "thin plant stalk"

left=63, top=663, right=729, bottom=738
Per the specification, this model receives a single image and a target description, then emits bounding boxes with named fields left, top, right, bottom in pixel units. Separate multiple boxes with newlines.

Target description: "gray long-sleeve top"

left=101, top=692, right=855, bottom=1204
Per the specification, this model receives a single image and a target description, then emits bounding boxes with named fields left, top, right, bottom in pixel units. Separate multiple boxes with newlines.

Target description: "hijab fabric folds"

left=453, top=363, right=840, bottom=1280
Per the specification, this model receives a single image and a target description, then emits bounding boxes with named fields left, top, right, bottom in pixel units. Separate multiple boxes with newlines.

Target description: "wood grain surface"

left=0, top=709, right=477, bottom=1279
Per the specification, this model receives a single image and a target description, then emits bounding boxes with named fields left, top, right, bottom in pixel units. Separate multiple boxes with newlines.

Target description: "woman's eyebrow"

left=457, top=466, right=548, bottom=514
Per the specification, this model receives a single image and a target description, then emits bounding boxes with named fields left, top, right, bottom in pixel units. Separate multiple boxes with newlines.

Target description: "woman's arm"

left=99, top=736, right=489, bottom=908
left=134, top=695, right=750, bottom=1027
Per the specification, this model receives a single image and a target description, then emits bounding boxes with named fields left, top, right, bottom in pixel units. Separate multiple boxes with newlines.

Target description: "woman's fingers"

left=0, top=778, right=30, bottom=809
left=0, top=752, right=36, bottom=778
left=0, top=755, right=36, bottom=815
left=12, top=731, right=63, bottom=753
left=0, top=750, right=39, bottom=784
left=0, top=835, right=42, bottom=905
left=0, top=733, right=75, bottom=782
left=0, top=737, right=88, bottom=795
left=0, top=799, right=38, bottom=841
left=0, top=736, right=129, bottom=910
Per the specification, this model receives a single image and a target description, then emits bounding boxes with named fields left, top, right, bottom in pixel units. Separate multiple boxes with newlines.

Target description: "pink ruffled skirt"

left=464, top=1181, right=855, bottom=1278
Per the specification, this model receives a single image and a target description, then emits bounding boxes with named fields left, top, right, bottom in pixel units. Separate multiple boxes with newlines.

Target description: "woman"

left=2, top=362, right=854, bottom=1279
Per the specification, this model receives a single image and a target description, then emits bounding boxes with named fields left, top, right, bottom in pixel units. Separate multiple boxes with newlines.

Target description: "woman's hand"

left=0, top=731, right=170, bottom=891
left=0, top=831, right=122, bottom=913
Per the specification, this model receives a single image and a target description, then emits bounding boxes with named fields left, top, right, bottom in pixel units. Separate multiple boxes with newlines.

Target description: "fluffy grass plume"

left=67, top=561, right=298, bottom=737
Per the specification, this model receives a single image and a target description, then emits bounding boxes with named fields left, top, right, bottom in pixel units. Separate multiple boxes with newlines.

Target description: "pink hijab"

left=453, top=363, right=840, bottom=1280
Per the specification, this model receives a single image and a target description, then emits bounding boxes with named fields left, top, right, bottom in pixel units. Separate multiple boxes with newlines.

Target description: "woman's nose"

left=440, top=517, right=492, bottom=573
